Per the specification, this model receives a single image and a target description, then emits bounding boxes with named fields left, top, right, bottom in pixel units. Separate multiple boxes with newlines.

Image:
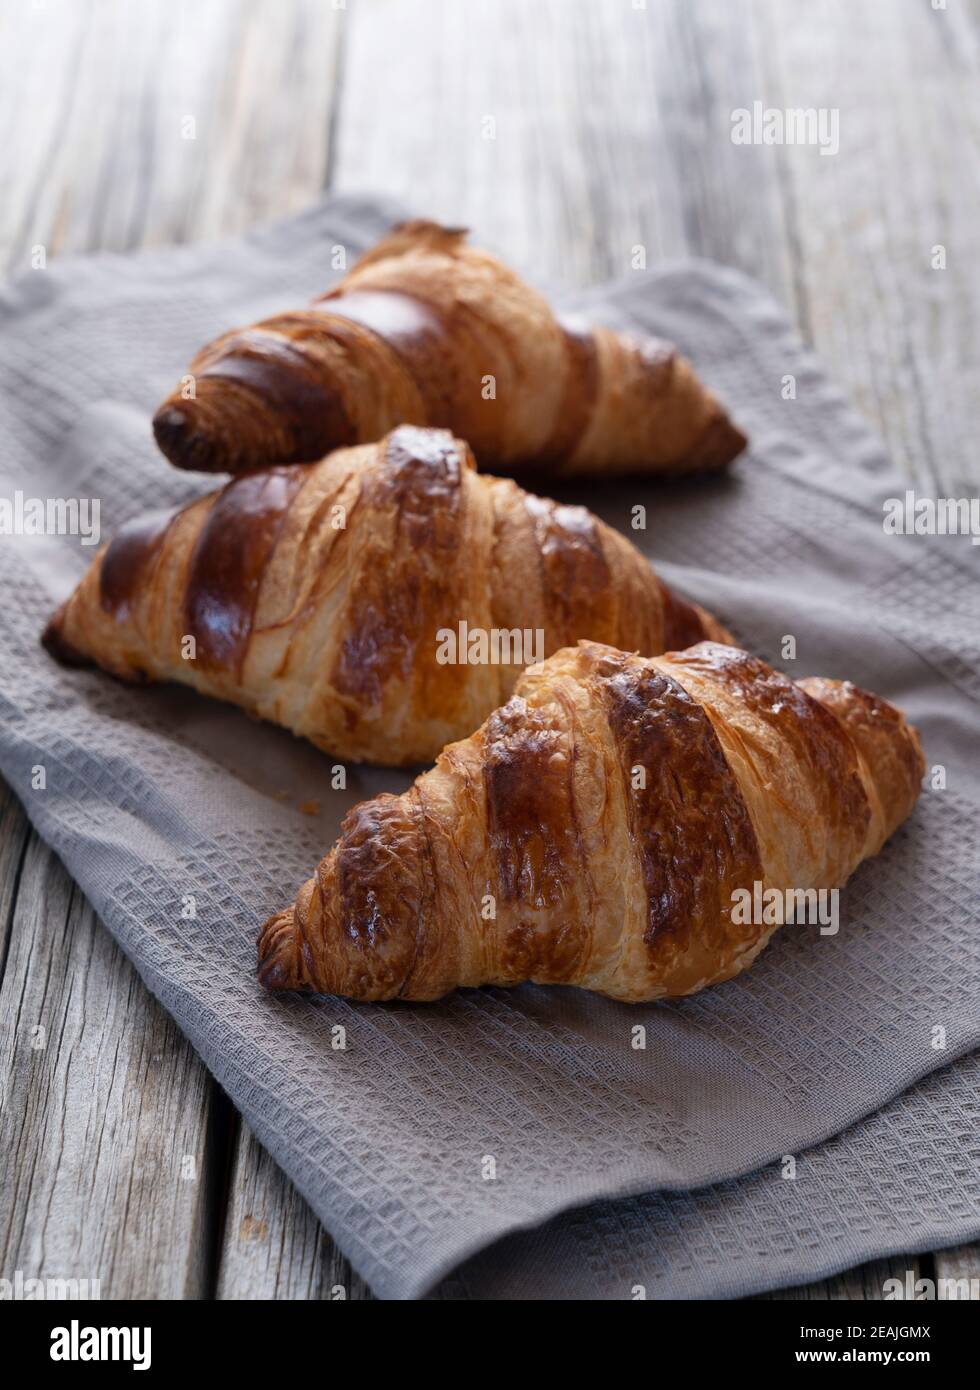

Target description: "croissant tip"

left=257, top=909, right=301, bottom=991
left=700, top=412, right=749, bottom=470
left=41, top=606, right=89, bottom=668
left=153, top=402, right=220, bottom=472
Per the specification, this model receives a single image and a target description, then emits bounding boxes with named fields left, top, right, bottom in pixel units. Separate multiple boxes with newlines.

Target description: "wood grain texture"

left=334, top=0, right=980, bottom=489
left=933, top=1242, right=980, bottom=1298
left=765, top=1255, right=926, bottom=1302
left=0, top=0, right=341, bottom=267
left=1, top=0, right=977, bottom=1300
left=216, top=1122, right=372, bottom=1301
left=770, top=1247, right=980, bottom=1301
left=0, top=783, right=226, bottom=1298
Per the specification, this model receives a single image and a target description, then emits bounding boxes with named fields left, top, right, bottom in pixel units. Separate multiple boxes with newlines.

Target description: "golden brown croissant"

left=152, top=220, right=746, bottom=479
left=258, top=641, right=923, bottom=1003
left=42, top=426, right=730, bottom=765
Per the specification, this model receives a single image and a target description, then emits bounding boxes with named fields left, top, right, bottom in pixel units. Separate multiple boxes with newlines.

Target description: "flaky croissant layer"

left=42, top=427, right=729, bottom=765
left=258, top=641, right=924, bottom=1003
left=152, top=219, right=746, bottom=480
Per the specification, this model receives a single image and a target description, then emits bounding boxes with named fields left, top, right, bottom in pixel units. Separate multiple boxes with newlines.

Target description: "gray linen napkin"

left=442, top=1048, right=980, bottom=1299
left=0, top=193, right=977, bottom=1300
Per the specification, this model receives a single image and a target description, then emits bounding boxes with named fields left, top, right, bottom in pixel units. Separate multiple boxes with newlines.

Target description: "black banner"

left=6, top=1297, right=972, bottom=1373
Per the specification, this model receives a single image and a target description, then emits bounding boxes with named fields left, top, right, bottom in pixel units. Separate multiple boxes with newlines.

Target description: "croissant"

left=42, top=426, right=730, bottom=766
left=152, top=220, right=746, bottom=480
left=258, top=640, right=923, bottom=1003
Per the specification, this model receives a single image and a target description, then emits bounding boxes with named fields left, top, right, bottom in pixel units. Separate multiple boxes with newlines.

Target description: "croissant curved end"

left=40, top=602, right=89, bottom=667
left=257, top=908, right=303, bottom=991
left=152, top=402, right=222, bottom=473
left=690, top=410, right=748, bottom=472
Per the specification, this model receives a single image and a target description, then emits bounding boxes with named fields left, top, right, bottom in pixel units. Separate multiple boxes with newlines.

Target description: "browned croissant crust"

left=42, top=427, right=730, bottom=766
left=258, top=641, right=924, bottom=1003
left=152, top=219, right=746, bottom=479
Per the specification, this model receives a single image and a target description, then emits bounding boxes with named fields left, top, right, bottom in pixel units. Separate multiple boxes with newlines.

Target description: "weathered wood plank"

left=0, top=0, right=342, bottom=271
left=752, top=0, right=980, bottom=490
left=334, top=0, right=980, bottom=489
left=933, top=1242, right=980, bottom=1299
left=772, top=1246, right=980, bottom=1301
left=0, top=772, right=32, bottom=970
left=0, top=781, right=222, bottom=1298
left=216, top=1122, right=373, bottom=1301
left=764, top=1256, right=926, bottom=1301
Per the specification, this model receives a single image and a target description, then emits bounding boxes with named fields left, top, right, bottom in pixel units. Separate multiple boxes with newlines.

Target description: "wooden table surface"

left=1, top=0, right=977, bottom=1300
